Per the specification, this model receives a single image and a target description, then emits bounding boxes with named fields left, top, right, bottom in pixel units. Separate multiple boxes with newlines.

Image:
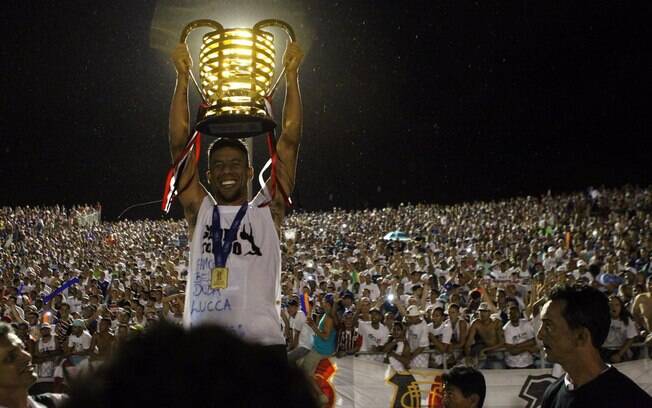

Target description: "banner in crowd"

left=316, top=358, right=652, bottom=407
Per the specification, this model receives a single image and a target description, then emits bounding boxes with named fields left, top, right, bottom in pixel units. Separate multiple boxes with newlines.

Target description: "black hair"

left=63, top=321, right=316, bottom=408
left=548, top=284, right=610, bottom=349
left=588, top=263, right=601, bottom=278
left=207, top=138, right=250, bottom=166
left=608, top=295, right=631, bottom=325
left=443, top=366, right=486, bottom=407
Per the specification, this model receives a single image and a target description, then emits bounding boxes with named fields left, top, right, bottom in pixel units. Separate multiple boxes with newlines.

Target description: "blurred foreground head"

left=63, top=321, right=316, bottom=408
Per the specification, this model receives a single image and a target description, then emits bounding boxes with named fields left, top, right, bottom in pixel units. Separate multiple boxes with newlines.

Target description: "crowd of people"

left=280, top=184, right=652, bottom=371
left=1, top=185, right=651, bottom=393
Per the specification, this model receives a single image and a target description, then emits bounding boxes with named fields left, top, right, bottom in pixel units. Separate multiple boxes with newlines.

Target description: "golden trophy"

left=180, top=19, right=295, bottom=138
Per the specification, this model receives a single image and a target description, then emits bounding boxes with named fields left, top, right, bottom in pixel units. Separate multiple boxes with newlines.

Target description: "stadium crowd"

left=1, top=185, right=652, bottom=392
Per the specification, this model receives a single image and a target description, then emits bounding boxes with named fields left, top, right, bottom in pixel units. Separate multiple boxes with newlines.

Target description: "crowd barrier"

left=316, top=353, right=652, bottom=407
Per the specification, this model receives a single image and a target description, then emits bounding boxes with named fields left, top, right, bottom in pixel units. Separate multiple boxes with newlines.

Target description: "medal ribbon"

left=161, top=104, right=207, bottom=214
left=211, top=203, right=248, bottom=267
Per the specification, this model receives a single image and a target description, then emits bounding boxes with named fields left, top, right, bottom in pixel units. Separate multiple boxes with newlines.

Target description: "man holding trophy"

left=168, top=26, right=303, bottom=362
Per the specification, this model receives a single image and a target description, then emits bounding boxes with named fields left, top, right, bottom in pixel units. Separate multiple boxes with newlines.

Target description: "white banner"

left=311, top=358, right=652, bottom=408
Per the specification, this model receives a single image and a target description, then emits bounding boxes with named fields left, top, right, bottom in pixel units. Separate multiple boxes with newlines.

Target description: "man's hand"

left=171, top=43, right=192, bottom=77
left=283, top=42, right=304, bottom=76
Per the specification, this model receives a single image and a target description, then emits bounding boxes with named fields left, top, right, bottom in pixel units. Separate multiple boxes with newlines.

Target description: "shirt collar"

left=564, top=364, right=611, bottom=391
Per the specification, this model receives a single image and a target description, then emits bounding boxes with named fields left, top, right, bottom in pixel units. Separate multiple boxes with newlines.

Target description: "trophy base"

left=196, top=115, right=277, bottom=138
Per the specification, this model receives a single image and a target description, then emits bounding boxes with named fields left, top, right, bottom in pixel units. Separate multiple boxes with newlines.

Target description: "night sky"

left=1, top=1, right=649, bottom=220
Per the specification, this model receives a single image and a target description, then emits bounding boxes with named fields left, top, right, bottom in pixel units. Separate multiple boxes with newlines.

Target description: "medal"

left=211, top=203, right=248, bottom=287
left=211, top=267, right=229, bottom=289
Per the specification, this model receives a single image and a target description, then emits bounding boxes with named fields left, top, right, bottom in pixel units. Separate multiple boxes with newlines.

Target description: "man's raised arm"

left=269, top=42, right=304, bottom=232
left=169, top=43, right=206, bottom=236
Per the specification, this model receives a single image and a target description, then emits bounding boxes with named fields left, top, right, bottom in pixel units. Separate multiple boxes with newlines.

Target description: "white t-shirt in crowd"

left=602, top=318, right=638, bottom=349
left=289, top=311, right=308, bottom=348
left=503, top=319, right=535, bottom=368
left=407, top=320, right=430, bottom=368
left=359, top=282, right=381, bottom=300
left=427, top=322, right=452, bottom=345
left=358, top=321, right=390, bottom=363
left=427, top=321, right=452, bottom=366
left=68, top=297, right=83, bottom=314
left=37, top=336, right=57, bottom=380
left=388, top=341, right=408, bottom=372
left=67, top=331, right=92, bottom=353
left=296, top=314, right=315, bottom=350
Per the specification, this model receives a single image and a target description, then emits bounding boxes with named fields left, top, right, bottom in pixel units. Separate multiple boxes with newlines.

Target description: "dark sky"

left=1, top=1, right=649, bottom=220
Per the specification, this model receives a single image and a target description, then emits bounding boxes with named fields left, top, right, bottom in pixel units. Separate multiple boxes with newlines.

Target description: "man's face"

left=479, top=310, right=490, bottom=322
left=207, top=146, right=252, bottom=205
left=370, top=311, right=382, bottom=324
left=537, top=300, right=578, bottom=365
left=443, top=383, right=476, bottom=408
left=448, top=306, right=459, bottom=321
left=0, top=334, right=36, bottom=390
left=432, top=310, right=444, bottom=325
left=287, top=304, right=298, bottom=317
left=508, top=306, right=520, bottom=324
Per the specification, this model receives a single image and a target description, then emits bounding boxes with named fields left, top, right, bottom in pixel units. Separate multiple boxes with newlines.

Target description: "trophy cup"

left=180, top=19, right=295, bottom=138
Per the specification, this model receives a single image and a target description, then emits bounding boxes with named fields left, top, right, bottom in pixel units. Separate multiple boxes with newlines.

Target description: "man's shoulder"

left=602, top=367, right=652, bottom=399
left=293, top=312, right=306, bottom=324
left=541, top=375, right=565, bottom=408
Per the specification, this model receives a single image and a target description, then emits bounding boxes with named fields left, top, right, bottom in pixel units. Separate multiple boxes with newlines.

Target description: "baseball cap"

left=478, top=302, right=491, bottom=311
left=72, top=319, right=85, bottom=328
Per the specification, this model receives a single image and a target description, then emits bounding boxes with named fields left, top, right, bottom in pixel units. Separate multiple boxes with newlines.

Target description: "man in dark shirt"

left=538, top=285, right=651, bottom=407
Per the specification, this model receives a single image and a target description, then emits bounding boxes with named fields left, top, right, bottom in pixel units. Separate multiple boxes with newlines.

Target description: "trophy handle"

left=253, top=19, right=296, bottom=97
left=179, top=19, right=224, bottom=43
left=253, top=19, right=296, bottom=42
left=179, top=20, right=224, bottom=102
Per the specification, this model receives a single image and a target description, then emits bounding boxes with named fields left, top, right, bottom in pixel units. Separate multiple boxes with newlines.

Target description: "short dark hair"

left=208, top=138, right=250, bottom=166
left=443, top=366, right=486, bottom=407
left=548, top=284, right=610, bottom=348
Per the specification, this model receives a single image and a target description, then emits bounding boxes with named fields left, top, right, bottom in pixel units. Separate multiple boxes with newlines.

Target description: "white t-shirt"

left=67, top=331, right=92, bottom=353
left=427, top=322, right=452, bottom=366
left=388, top=341, right=408, bottom=372
left=503, top=319, right=535, bottom=368
left=184, top=193, right=285, bottom=346
left=289, top=311, right=311, bottom=349
left=358, top=321, right=390, bottom=363
left=407, top=320, right=430, bottom=368
left=359, top=282, right=381, bottom=300
left=296, top=314, right=315, bottom=350
left=602, top=318, right=638, bottom=349
left=37, top=336, right=57, bottom=380
left=68, top=298, right=83, bottom=314
left=427, top=322, right=452, bottom=345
